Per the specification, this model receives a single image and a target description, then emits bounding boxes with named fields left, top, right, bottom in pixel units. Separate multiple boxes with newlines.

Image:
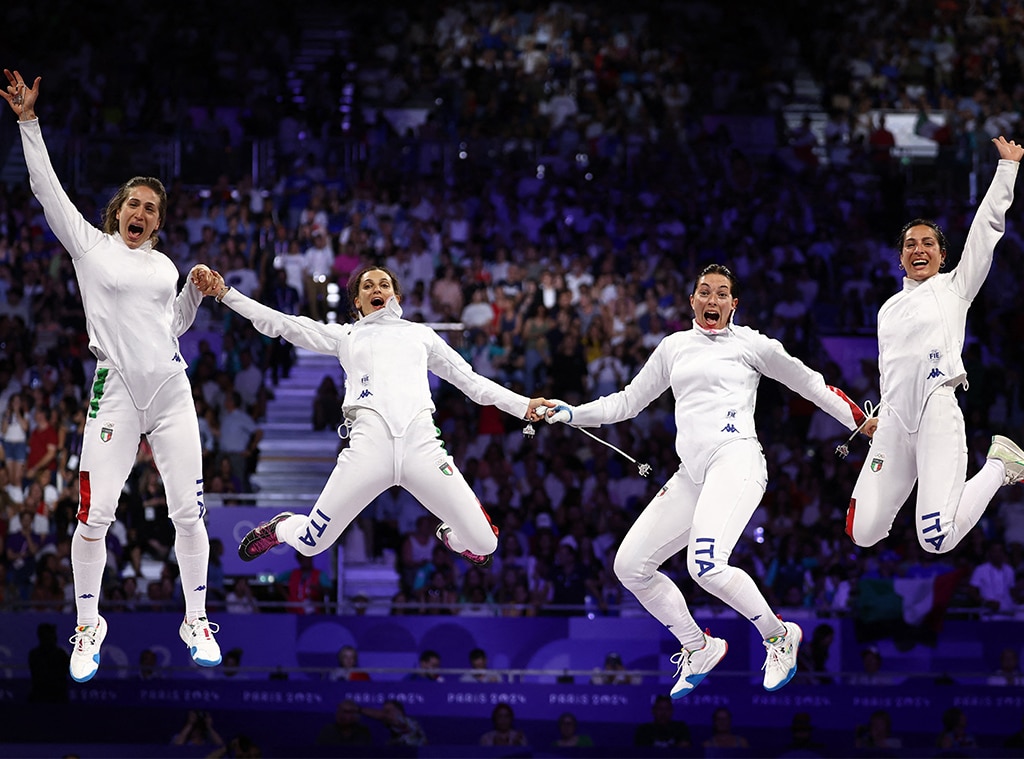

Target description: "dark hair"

left=346, top=264, right=403, bottom=318
left=692, top=263, right=739, bottom=299
left=102, top=176, right=168, bottom=245
left=896, top=218, right=947, bottom=252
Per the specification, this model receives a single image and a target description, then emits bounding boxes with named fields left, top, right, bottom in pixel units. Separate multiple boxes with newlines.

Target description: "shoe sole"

left=671, top=641, right=728, bottom=699
left=764, top=623, right=803, bottom=692
left=238, top=513, right=293, bottom=561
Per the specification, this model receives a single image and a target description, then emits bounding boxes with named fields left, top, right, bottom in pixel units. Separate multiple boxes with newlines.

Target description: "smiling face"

left=353, top=269, right=398, bottom=316
left=899, top=223, right=946, bottom=281
left=690, top=272, right=738, bottom=329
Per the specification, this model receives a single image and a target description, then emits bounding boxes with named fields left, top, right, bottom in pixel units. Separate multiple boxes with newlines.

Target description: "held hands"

left=545, top=399, right=574, bottom=424
left=525, top=398, right=555, bottom=423
left=993, top=136, right=1024, bottom=163
left=191, top=265, right=226, bottom=298
left=2, top=69, right=39, bottom=120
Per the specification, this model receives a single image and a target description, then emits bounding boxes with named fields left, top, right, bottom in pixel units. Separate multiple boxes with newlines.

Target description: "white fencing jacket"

left=570, top=323, right=862, bottom=483
left=21, top=118, right=201, bottom=409
left=220, top=291, right=531, bottom=436
left=877, top=158, right=1019, bottom=433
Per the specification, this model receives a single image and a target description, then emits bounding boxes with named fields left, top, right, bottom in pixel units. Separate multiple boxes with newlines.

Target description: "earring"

left=939, top=258, right=946, bottom=270
left=897, top=262, right=905, bottom=271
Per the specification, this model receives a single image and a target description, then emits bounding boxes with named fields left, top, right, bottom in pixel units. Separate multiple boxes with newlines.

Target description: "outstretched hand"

left=2, top=69, right=40, bottom=120
left=993, top=136, right=1024, bottom=163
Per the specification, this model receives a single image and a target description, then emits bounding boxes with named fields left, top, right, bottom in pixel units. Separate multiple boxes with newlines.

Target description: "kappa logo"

left=926, top=367, right=945, bottom=380
left=721, top=424, right=739, bottom=433
left=870, top=454, right=885, bottom=472
left=100, top=423, right=114, bottom=443
left=358, top=389, right=373, bottom=399
left=172, top=352, right=182, bottom=363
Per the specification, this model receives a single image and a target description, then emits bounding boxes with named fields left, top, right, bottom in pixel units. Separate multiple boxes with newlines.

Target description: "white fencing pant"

left=278, top=409, right=498, bottom=557
left=847, top=386, right=1003, bottom=553
left=74, top=369, right=209, bottom=620
left=614, top=438, right=785, bottom=645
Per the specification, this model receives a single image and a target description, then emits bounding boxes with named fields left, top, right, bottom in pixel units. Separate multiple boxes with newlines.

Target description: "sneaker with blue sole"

left=180, top=616, right=222, bottom=667
left=669, top=630, right=728, bottom=698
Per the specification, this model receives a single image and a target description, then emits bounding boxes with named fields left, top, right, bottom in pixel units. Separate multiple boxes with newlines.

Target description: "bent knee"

left=845, top=499, right=888, bottom=548
left=613, top=552, right=645, bottom=587
left=689, top=561, right=727, bottom=590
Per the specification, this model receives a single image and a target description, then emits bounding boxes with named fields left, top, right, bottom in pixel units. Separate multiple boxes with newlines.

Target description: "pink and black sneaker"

left=238, top=512, right=294, bottom=561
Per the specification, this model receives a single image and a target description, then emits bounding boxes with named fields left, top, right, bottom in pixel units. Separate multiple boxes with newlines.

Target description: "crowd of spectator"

left=3, top=1, right=1024, bottom=632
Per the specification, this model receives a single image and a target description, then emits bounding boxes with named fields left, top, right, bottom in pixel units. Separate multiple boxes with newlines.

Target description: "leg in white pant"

left=849, top=388, right=1004, bottom=553
left=614, top=468, right=702, bottom=648
left=686, top=440, right=783, bottom=641
left=280, top=412, right=395, bottom=556
left=402, top=419, right=497, bottom=556
left=914, top=388, right=1003, bottom=553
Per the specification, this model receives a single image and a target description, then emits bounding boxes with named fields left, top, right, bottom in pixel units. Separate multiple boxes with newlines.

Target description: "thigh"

left=914, top=389, right=967, bottom=550
left=616, top=466, right=701, bottom=574
left=145, top=373, right=206, bottom=525
left=689, top=439, right=767, bottom=572
left=293, top=412, right=395, bottom=555
left=848, top=409, right=917, bottom=545
left=78, top=368, right=143, bottom=530
left=399, top=416, right=494, bottom=545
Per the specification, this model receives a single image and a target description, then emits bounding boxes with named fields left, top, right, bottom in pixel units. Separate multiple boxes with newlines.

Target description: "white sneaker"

left=762, top=620, right=802, bottom=691
left=988, top=435, right=1024, bottom=485
left=180, top=617, right=222, bottom=667
left=669, top=630, right=728, bottom=698
left=69, top=615, right=107, bottom=683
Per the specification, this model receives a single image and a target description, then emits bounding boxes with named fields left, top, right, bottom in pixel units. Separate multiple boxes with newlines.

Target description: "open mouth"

left=911, top=258, right=929, bottom=269
left=127, top=223, right=144, bottom=237
left=370, top=296, right=385, bottom=308
left=703, top=310, right=721, bottom=326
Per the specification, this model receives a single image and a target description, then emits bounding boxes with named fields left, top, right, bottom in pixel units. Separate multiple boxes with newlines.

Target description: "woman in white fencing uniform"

left=546, top=264, right=872, bottom=698
left=196, top=264, right=551, bottom=570
left=3, top=70, right=220, bottom=682
left=847, top=135, right=1024, bottom=553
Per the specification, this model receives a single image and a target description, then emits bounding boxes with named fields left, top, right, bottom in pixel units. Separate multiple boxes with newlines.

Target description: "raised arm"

left=4, top=69, right=105, bottom=258
left=954, top=136, right=1023, bottom=301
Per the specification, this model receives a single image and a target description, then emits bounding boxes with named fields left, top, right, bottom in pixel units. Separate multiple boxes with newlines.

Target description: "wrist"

left=215, top=285, right=231, bottom=303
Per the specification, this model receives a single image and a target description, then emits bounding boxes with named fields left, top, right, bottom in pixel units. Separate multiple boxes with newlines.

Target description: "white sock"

left=174, top=526, right=210, bottom=621
left=71, top=529, right=107, bottom=627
